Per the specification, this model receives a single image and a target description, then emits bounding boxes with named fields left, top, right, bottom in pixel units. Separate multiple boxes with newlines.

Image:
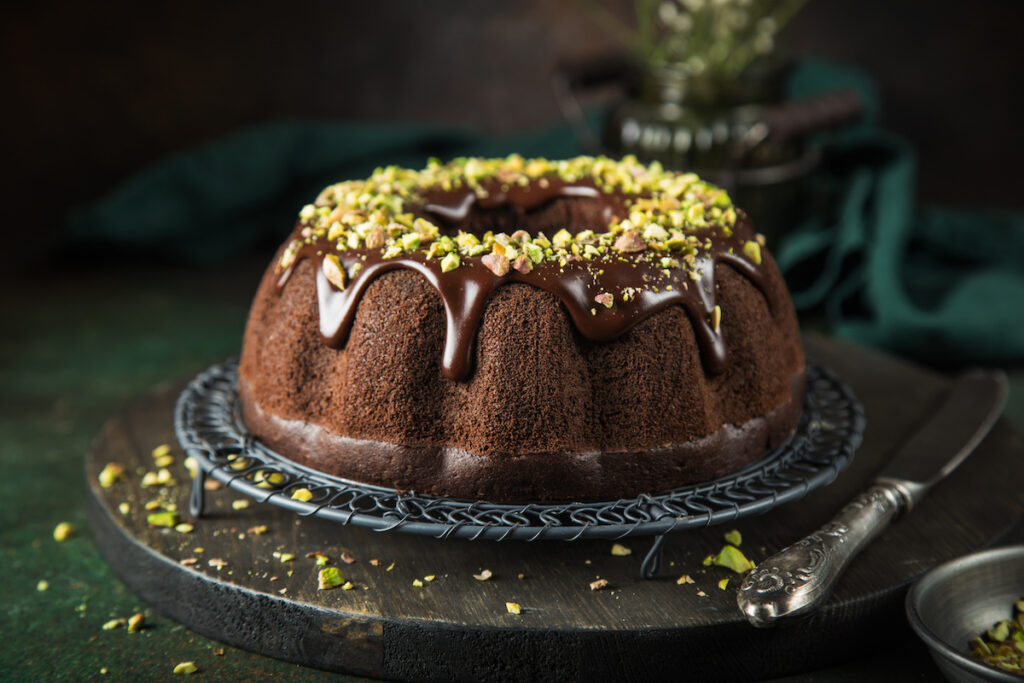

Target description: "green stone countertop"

left=3, top=260, right=1022, bottom=681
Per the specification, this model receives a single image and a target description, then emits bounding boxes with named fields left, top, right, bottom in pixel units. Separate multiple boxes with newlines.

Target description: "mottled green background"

left=1, top=262, right=366, bottom=681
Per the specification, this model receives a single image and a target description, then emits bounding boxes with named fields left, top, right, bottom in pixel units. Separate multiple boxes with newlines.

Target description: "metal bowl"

left=906, top=545, right=1024, bottom=682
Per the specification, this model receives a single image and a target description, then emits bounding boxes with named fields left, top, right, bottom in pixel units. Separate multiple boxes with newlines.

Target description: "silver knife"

left=737, top=369, right=1009, bottom=627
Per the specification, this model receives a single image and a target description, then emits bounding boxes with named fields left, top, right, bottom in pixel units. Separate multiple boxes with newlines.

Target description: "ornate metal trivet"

left=175, top=360, right=864, bottom=578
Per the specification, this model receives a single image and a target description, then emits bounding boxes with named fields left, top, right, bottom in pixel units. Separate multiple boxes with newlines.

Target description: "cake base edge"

left=237, top=371, right=805, bottom=502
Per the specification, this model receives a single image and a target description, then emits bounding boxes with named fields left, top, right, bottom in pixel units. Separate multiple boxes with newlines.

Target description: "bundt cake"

left=238, top=155, right=805, bottom=501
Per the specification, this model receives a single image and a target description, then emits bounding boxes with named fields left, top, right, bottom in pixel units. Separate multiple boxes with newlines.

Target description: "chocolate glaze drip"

left=423, top=177, right=623, bottom=226
left=278, top=179, right=777, bottom=382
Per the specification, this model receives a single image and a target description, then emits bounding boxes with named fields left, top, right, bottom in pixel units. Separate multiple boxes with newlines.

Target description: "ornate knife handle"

left=737, top=484, right=905, bottom=627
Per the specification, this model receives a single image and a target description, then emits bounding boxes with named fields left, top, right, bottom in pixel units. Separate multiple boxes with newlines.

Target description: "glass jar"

left=604, top=61, right=818, bottom=244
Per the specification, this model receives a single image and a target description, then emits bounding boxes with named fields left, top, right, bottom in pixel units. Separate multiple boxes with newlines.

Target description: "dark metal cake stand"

left=176, top=361, right=862, bottom=580
left=86, top=337, right=1024, bottom=681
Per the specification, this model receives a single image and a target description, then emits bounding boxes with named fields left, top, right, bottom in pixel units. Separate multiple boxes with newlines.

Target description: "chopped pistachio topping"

left=98, top=463, right=125, bottom=488
left=127, top=613, right=145, bottom=633
left=743, top=240, right=762, bottom=265
left=990, top=621, right=1011, bottom=642
left=613, top=231, right=646, bottom=253
left=676, top=575, right=694, bottom=585
left=231, top=499, right=250, bottom=511
left=711, top=305, right=722, bottom=332
left=118, top=502, right=130, bottom=516
left=147, top=511, right=179, bottom=528
left=322, top=254, right=347, bottom=290
left=226, top=453, right=247, bottom=470
left=254, top=471, right=285, bottom=489
left=412, top=579, right=424, bottom=587
left=724, top=529, right=742, bottom=546
left=610, top=543, right=632, bottom=557
left=37, top=580, right=49, bottom=592
left=53, top=522, right=74, bottom=542
left=151, top=444, right=171, bottom=459
left=318, top=567, right=344, bottom=590
left=481, top=252, right=509, bottom=276
left=440, top=252, right=461, bottom=273
left=291, top=488, right=314, bottom=502
left=710, top=544, right=756, bottom=574
left=970, top=598, right=1024, bottom=673
left=505, top=602, right=522, bottom=615
left=552, top=229, right=572, bottom=248
left=282, top=156, right=740, bottom=283
left=141, top=469, right=174, bottom=488
left=102, top=618, right=124, bottom=631
left=718, top=578, right=730, bottom=590
left=172, top=661, right=198, bottom=675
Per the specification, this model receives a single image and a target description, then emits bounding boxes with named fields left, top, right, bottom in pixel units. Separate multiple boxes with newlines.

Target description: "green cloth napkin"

left=775, top=128, right=1024, bottom=365
left=66, top=121, right=585, bottom=263
left=67, top=60, right=1024, bottom=365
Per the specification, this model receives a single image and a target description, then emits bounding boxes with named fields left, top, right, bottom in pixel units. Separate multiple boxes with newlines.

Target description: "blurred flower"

left=587, top=0, right=807, bottom=87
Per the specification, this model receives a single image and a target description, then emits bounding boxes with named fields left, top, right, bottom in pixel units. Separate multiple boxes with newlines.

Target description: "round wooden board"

left=86, top=336, right=1024, bottom=682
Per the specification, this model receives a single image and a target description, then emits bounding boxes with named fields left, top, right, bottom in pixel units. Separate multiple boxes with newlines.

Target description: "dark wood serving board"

left=86, top=336, right=1024, bottom=682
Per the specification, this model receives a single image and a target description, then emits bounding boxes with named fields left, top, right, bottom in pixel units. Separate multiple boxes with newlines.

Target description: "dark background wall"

left=3, top=0, right=1022, bottom=274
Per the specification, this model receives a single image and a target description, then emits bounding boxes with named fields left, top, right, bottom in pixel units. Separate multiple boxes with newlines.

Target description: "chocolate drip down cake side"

left=238, top=155, right=805, bottom=501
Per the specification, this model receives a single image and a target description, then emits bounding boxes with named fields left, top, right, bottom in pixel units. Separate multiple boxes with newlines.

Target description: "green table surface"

left=3, top=259, right=1023, bottom=681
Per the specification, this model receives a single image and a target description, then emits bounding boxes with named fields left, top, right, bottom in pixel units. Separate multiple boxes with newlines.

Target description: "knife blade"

left=737, top=369, right=1009, bottom=627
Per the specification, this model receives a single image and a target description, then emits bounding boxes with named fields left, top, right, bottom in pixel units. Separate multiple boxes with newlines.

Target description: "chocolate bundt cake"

left=239, top=155, right=805, bottom=501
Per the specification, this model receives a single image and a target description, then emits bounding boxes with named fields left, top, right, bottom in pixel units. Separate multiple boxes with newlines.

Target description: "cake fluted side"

left=238, top=240, right=804, bottom=500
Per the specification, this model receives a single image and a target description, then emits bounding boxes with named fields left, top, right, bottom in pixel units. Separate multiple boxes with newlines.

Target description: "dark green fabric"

left=774, top=128, right=1024, bottom=365
left=67, top=60, right=1024, bottom=365
left=775, top=60, right=1024, bottom=364
left=66, top=121, right=587, bottom=263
